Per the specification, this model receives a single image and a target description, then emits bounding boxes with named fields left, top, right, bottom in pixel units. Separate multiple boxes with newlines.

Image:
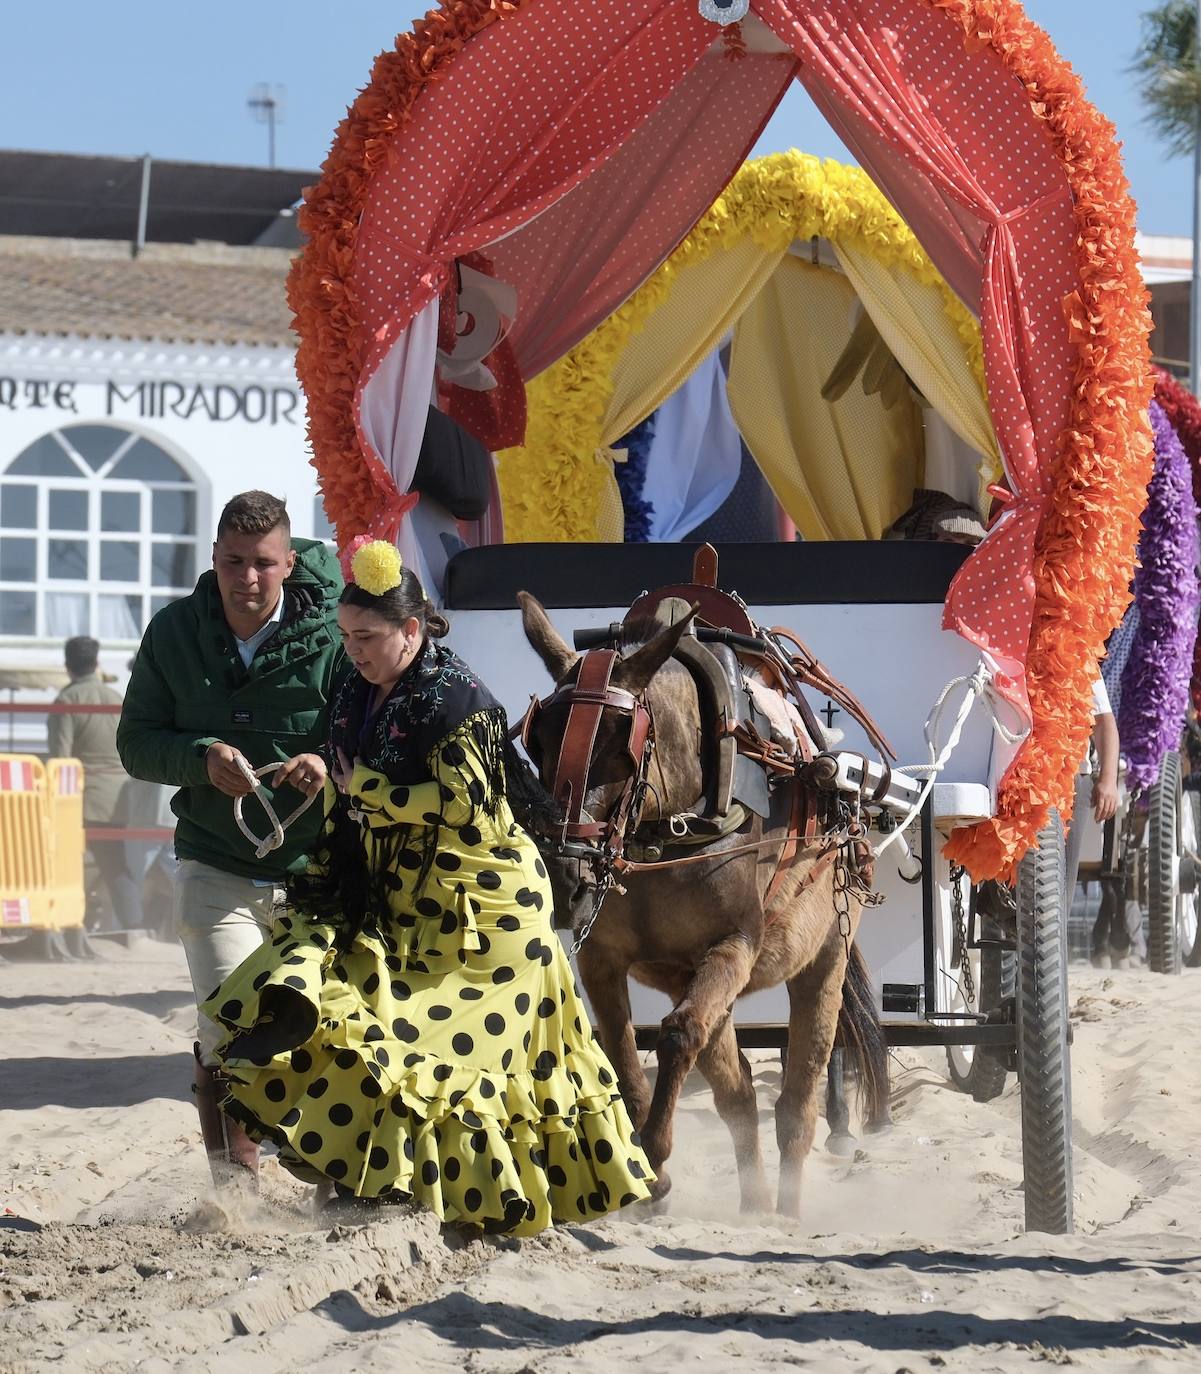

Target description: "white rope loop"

left=873, top=660, right=1026, bottom=860
left=232, top=758, right=321, bottom=859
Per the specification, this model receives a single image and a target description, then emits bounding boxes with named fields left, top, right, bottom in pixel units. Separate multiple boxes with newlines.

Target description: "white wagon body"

left=445, top=541, right=1007, bottom=1039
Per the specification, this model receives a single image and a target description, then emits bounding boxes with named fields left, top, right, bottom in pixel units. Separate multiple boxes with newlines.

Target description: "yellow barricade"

left=46, top=758, right=85, bottom=930
left=0, top=754, right=54, bottom=930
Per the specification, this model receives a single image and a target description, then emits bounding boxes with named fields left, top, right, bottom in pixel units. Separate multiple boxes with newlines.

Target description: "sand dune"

left=3, top=939, right=1201, bottom=1371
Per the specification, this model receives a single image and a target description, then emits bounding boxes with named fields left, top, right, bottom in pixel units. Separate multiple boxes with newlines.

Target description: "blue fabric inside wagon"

left=444, top=541, right=972, bottom=610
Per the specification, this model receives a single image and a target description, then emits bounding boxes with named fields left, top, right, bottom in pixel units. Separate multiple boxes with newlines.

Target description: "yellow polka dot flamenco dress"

left=203, top=640, right=652, bottom=1234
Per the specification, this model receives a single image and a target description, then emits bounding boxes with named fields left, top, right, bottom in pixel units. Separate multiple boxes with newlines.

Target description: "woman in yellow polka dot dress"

left=203, top=540, right=652, bottom=1234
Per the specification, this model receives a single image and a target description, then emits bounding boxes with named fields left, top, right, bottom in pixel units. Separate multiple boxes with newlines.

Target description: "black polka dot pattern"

left=199, top=719, right=654, bottom=1235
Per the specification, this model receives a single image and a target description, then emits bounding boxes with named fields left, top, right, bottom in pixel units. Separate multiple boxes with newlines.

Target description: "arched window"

left=0, top=423, right=200, bottom=640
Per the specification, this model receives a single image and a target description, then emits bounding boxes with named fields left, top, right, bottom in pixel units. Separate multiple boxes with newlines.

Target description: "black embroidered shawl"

left=289, top=639, right=545, bottom=948
left=329, top=638, right=504, bottom=791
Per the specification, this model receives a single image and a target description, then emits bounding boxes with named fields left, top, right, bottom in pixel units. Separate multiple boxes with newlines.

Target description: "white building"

left=0, top=152, right=327, bottom=699
left=1135, top=232, right=1192, bottom=377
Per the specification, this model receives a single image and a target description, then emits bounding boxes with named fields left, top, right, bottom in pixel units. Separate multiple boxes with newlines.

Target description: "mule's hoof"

left=825, top=1131, right=856, bottom=1158
left=740, top=1193, right=775, bottom=1218
left=863, top=1118, right=894, bottom=1138
left=643, top=1169, right=673, bottom=1210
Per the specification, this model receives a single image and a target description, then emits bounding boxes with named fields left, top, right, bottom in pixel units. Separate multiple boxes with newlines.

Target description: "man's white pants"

left=174, top=859, right=283, bottom=1065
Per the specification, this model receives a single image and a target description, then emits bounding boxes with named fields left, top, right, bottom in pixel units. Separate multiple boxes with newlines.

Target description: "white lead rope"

left=873, top=661, right=1026, bottom=861
left=232, top=758, right=321, bottom=859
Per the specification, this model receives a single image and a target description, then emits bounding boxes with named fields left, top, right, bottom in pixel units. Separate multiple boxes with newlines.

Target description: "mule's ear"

left=518, top=591, right=577, bottom=681
left=615, top=606, right=698, bottom=694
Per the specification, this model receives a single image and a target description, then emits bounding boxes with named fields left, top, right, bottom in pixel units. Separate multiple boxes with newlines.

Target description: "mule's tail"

left=838, top=941, right=891, bottom=1127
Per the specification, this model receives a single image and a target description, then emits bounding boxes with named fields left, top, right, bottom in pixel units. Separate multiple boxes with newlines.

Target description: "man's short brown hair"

left=216, top=491, right=290, bottom=541
left=64, top=636, right=100, bottom=676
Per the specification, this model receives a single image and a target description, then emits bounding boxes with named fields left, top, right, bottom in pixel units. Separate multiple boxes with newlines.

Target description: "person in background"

left=118, top=491, right=346, bottom=1192
left=1064, top=678, right=1120, bottom=942
left=48, top=635, right=144, bottom=931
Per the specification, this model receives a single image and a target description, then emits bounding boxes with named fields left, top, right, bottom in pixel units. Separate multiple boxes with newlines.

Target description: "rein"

left=516, top=638, right=878, bottom=947
left=232, top=759, right=320, bottom=859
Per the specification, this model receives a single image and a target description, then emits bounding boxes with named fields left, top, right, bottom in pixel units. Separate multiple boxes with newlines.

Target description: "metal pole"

left=133, top=153, right=151, bottom=259
left=1192, top=0, right=1201, bottom=391
left=268, top=104, right=276, bottom=169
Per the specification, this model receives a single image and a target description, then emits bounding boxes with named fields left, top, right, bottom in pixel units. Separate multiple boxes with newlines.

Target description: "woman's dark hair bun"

left=425, top=608, right=450, bottom=639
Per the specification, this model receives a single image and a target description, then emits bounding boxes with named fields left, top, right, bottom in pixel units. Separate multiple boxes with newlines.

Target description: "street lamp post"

left=247, top=84, right=286, bottom=169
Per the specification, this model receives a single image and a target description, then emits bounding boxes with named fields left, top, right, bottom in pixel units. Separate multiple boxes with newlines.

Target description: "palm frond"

left=1131, top=0, right=1201, bottom=156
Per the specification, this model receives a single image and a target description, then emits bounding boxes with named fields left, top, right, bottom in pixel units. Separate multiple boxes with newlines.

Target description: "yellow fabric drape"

left=498, top=152, right=995, bottom=542
left=605, top=238, right=785, bottom=448
left=729, top=258, right=923, bottom=541
left=833, top=243, right=1001, bottom=506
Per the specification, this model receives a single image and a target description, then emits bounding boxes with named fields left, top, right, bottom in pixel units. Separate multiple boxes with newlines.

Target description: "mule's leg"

left=577, top=942, right=653, bottom=1130
left=776, top=933, right=848, bottom=1217
left=642, top=934, right=756, bottom=1194
left=824, top=1048, right=856, bottom=1156
left=695, top=1013, right=772, bottom=1214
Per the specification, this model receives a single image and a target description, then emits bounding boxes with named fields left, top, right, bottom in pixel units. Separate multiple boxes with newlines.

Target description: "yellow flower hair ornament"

left=342, top=536, right=404, bottom=596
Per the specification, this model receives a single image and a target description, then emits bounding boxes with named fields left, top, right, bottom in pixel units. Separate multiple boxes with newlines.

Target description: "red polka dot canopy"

left=290, top=0, right=1152, bottom=879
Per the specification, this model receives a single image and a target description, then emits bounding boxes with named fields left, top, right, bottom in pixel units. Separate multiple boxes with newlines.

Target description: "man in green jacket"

left=118, top=490, right=346, bottom=1190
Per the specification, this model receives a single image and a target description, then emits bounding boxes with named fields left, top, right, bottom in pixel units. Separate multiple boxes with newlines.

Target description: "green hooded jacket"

left=117, top=538, right=347, bottom=879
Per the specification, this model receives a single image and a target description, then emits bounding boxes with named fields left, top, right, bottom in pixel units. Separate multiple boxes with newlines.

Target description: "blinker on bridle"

left=515, top=647, right=655, bottom=880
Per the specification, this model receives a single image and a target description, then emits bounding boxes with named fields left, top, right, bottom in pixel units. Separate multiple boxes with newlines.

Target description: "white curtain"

left=45, top=592, right=89, bottom=638
left=356, top=299, right=441, bottom=589
left=641, top=350, right=743, bottom=542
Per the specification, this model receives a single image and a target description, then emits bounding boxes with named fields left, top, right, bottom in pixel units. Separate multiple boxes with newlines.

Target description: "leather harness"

left=515, top=548, right=885, bottom=923
left=521, top=648, right=653, bottom=865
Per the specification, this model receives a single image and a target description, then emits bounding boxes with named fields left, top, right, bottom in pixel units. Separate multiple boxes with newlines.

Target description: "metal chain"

left=950, top=862, right=976, bottom=1007
left=568, top=868, right=614, bottom=958
left=833, top=846, right=854, bottom=961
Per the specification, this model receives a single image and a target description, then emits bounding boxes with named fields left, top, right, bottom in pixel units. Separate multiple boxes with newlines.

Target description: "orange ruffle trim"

left=286, top=0, right=528, bottom=545
left=934, top=0, right=1154, bottom=879
left=290, top=0, right=1151, bottom=880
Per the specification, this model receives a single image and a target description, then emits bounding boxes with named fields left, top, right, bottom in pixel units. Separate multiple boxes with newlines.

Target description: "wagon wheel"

left=1016, top=810, right=1074, bottom=1235
left=1147, top=751, right=1197, bottom=974
left=1182, top=784, right=1201, bottom=968
left=945, top=904, right=1015, bottom=1102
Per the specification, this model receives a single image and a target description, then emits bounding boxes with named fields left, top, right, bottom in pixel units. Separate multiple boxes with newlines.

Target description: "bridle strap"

left=551, top=649, right=621, bottom=831
left=529, top=647, right=656, bottom=862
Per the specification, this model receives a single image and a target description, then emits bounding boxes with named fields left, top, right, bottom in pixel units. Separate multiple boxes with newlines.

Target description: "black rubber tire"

left=1148, top=751, right=1182, bottom=976
left=1016, top=810, right=1074, bottom=1235
left=1184, top=784, right=1201, bottom=968
left=946, top=914, right=1015, bottom=1103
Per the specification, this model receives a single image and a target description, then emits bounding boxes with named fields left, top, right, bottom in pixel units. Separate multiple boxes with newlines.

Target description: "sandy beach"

left=3, top=937, right=1201, bottom=1372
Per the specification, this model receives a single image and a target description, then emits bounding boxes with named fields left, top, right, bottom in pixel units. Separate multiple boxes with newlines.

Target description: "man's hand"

left=205, top=742, right=256, bottom=797
left=1092, top=777, right=1119, bottom=824
left=272, top=752, right=327, bottom=799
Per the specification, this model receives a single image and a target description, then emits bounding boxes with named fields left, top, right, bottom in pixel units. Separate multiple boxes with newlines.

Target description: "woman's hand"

left=272, top=752, right=328, bottom=799
left=331, top=747, right=355, bottom=796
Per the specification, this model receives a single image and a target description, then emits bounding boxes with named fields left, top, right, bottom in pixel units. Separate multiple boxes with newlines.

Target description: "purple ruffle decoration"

left=1118, top=401, right=1201, bottom=790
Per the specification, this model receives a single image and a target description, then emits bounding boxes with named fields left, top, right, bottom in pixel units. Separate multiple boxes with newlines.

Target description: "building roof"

left=1137, top=233, right=1192, bottom=286
left=0, top=150, right=313, bottom=246
left=0, top=235, right=296, bottom=348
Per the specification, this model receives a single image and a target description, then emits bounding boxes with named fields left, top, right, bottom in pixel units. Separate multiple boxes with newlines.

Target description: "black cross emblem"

left=822, top=700, right=841, bottom=730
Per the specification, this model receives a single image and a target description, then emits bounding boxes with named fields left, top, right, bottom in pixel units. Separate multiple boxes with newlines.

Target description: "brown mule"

left=518, top=594, right=888, bottom=1217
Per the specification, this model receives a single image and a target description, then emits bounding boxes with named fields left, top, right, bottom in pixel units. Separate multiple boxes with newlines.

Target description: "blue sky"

left=7, top=2, right=1190, bottom=235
